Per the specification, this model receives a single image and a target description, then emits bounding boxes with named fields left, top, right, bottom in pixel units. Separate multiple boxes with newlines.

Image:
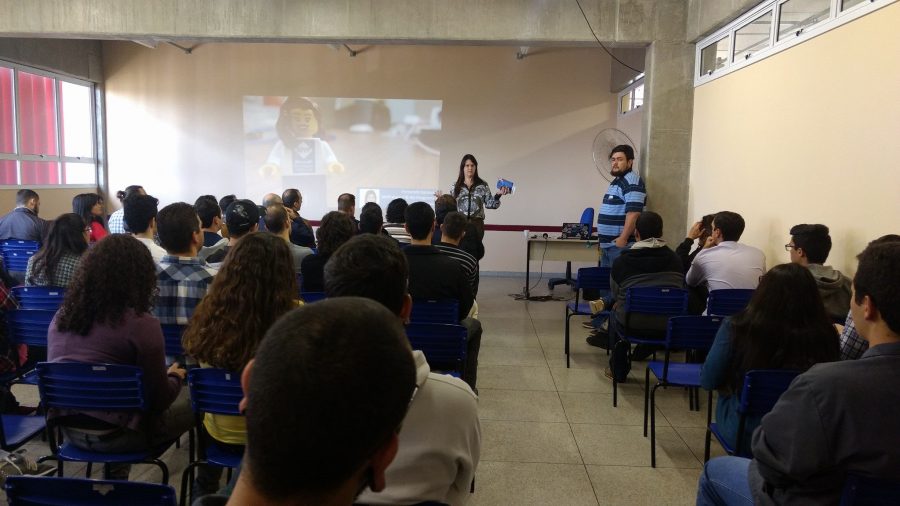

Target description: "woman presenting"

left=437, top=154, right=510, bottom=237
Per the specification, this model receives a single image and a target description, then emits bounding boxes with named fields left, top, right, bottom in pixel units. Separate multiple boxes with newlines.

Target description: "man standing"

left=282, top=188, right=315, bottom=248
left=597, top=145, right=646, bottom=267
left=0, top=189, right=47, bottom=242
left=696, top=241, right=900, bottom=505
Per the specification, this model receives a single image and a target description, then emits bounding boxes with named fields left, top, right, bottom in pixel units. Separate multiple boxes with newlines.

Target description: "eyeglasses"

left=84, top=227, right=92, bottom=233
left=784, top=243, right=797, bottom=251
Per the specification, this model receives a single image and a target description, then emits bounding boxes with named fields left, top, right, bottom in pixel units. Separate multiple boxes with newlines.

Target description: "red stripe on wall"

left=307, top=220, right=561, bottom=232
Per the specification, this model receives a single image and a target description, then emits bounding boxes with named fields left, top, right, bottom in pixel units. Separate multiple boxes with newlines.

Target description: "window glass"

left=632, top=85, right=644, bottom=109
left=62, top=162, right=96, bottom=185
left=734, top=12, right=773, bottom=62
left=58, top=81, right=93, bottom=158
left=20, top=160, right=59, bottom=185
left=620, top=93, right=631, bottom=114
left=700, top=36, right=730, bottom=76
left=778, top=0, right=831, bottom=40
left=0, top=159, right=16, bottom=185
left=0, top=66, right=14, bottom=154
left=840, top=0, right=866, bottom=12
left=16, top=71, right=58, bottom=157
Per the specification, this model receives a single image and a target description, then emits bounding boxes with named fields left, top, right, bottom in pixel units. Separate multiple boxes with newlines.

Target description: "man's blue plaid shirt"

left=154, top=255, right=217, bottom=325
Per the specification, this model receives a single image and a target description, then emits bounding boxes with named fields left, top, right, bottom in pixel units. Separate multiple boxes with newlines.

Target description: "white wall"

left=103, top=42, right=621, bottom=273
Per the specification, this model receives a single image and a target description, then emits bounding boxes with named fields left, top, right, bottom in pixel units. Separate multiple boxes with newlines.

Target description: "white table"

left=525, top=237, right=599, bottom=298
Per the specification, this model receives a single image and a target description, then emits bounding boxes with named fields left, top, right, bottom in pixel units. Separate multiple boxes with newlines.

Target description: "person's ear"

left=251, top=223, right=259, bottom=233
left=400, top=293, right=413, bottom=324
left=368, top=433, right=400, bottom=493
left=239, top=359, right=255, bottom=414
left=634, top=230, right=642, bottom=242
left=404, top=224, right=411, bottom=234
left=861, top=295, right=877, bottom=323
left=440, top=223, right=447, bottom=234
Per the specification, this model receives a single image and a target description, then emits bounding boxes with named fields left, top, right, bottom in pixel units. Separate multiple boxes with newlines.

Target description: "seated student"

left=183, top=232, right=298, bottom=498
left=107, top=185, right=145, bottom=234
left=124, top=194, right=166, bottom=262
left=686, top=211, right=766, bottom=292
left=194, top=195, right=227, bottom=248
left=300, top=211, right=355, bottom=292
left=585, top=212, right=684, bottom=378
left=264, top=204, right=312, bottom=273
left=838, top=234, right=900, bottom=360
left=72, top=193, right=109, bottom=244
left=697, top=241, right=900, bottom=505
left=0, top=189, right=48, bottom=243
left=154, top=203, right=217, bottom=326
left=324, top=234, right=480, bottom=506
left=787, top=224, right=852, bottom=321
left=700, top=263, right=839, bottom=455
left=25, top=213, right=88, bottom=287
left=359, top=202, right=384, bottom=235
left=404, top=202, right=482, bottom=390
left=282, top=188, right=315, bottom=248
left=676, top=214, right=715, bottom=273
left=434, top=194, right=485, bottom=261
left=384, top=198, right=411, bottom=244
left=219, top=299, right=417, bottom=506
left=205, top=200, right=259, bottom=264
left=337, top=193, right=359, bottom=231
left=435, top=211, right=479, bottom=296
left=217, top=195, right=236, bottom=239
left=47, top=234, right=191, bottom=480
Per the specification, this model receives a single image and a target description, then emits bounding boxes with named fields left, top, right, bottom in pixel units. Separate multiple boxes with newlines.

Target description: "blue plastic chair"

left=548, top=207, right=595, bottom=290
left=4, top=476, right=177, bottom=505
left=840, top=474, right=900, bottom=505
left=704, top=369, right=800, bottom=460
left=410, top=299, right=460, bottom=324
left=611, top=286, right=688, bottom=407
left=35, top=362, right=184, bottom=484
left=300, top=291, right=326, bottom=303
left=706, top=289, right=754, bottom=316
left=180, top=368, right=244, bottom=506
left=1, top=240, right=40, bottom=273
left=405, top=323, right=468, bottom=377
left=11, top=286, right=66, bottom=310
left=644, top=316, right=722, bottom=467
left=5, top=309, right=56, bottom=385
left=563, top=267, right=611, bottom=368
left=159, top=323, right=186, bottom=358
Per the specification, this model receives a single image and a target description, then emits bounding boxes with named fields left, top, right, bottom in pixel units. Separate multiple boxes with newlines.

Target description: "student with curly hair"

left=300, top=211, right=355, bottom=292
left=182, top=232, right=297, bottom=498
left=25, top=213, right=88, bottom=287
left=48, top=234, right=192, bottom=479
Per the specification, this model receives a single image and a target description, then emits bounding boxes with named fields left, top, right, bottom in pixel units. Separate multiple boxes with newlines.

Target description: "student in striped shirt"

left=597, top=144, right=646, bottom=267
left=435, top=211, right=479, bottom=296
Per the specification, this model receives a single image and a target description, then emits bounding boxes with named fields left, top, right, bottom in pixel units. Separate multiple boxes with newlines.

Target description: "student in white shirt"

left=686, top=211, right=766, bottom=291
left=123, top=194, right=167, bottom=263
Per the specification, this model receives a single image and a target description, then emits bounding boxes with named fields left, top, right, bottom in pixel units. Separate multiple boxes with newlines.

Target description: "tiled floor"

left=2, top=276, right=725, bottom=505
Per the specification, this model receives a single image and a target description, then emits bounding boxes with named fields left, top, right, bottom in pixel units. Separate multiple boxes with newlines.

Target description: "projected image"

left=243, top=96, right=442, bottom=220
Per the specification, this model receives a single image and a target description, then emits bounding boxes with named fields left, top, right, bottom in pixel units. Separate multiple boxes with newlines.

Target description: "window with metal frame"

left=0, top=61, right=97, bottom=187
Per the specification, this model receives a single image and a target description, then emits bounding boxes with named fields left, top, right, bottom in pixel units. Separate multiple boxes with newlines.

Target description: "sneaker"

left=586, top=329, right=610, bottom=349
left=581, top=321, right=595, bottom=330
left=0, top=449, right=56, bottom=485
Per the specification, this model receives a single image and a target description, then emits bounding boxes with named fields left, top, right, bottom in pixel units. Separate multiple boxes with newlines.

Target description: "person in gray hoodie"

left=787, top=224, right=851, bottom=321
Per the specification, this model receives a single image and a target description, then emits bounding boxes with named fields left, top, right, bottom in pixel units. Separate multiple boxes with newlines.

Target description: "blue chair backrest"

left=187, top=368, right=244, bottom=417
left=6, top=309, right=55, bottom=347
left=624, top=287, right=689, bottom=316
left=576, top=267, right=611, bottom=293
left=707, top=289, right=755, bottom=316
left=11, top=286, right=66, bottom=310
left=0, top=240, right=40, bottom=251
left=665, top=316, right=723, bottom=350
left=1, top=249, right=37, bottom=272
left=579, top=207, right=594, bottom=226
left=301, top=291, right=326, bottom=303
left=738, top=369, right=800, bottom=416
left=410, top=299, right=459, bottom=324
left=405, top=323, right=467, bottom=374
left=841, top=474, right=900, bottom=505
left=36, top=362, right=145, bottom=412
left=160, top=323, right=186, bottom=357
left=4, top=475, right=177, bottom=505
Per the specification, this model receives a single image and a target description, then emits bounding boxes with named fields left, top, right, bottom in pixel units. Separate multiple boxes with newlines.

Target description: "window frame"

left=617, top=77, right=646, bottom=116
left=0, top=59, right=98, bottom=188
left=694, top=0, right=897, bottom=86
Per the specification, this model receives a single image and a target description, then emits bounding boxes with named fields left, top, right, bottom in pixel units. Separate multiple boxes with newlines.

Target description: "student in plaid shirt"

left=154, top=202, right=217, bottom=325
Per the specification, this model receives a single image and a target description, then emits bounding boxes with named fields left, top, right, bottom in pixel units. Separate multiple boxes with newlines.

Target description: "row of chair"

left=1, top=239, right=40, bottom=277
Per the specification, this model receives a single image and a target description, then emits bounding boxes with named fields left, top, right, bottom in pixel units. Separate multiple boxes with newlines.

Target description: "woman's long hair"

left=452, top=154, right=487, bottom=198
left=182, top=233, right=297, bottom=372
left=116, top=185, right=144, bottom=203
left=55, top=235, right=157, bottom=336
left=727, top=263, right=840, bottom=393
left=27, top=213, right=87, bottom=285
left=72, top=193, right=108, bottom=231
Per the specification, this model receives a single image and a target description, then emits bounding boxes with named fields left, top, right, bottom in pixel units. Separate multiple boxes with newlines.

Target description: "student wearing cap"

left=205, top=199, right=260, bottom=264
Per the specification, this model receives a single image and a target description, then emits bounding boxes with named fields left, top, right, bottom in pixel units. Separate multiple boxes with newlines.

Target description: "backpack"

left=609, top=339, right=631, bottom=383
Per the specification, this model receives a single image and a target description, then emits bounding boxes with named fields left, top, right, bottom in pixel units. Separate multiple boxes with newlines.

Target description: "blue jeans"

left=696, top=457, right=754, bottom=506
left=600, top=243, right=632, bottom=268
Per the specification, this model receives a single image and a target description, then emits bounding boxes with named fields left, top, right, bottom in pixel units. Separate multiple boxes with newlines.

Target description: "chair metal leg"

left=612, top=375, right=618, bottom=407
left=152, top=458, right=169, bottom=485
left=643, top=366, right=651, bottom=437
left=103, top=463, right=110, bottom=480
left=704, top=427, right=713, bottom=463
left=703, top=389, right=714, bottom=462
left=85, top=462, right=92, bottom=478
left=564, top=311, right=572, bottom=368
left=181, top=461, right=202, bottom=506
left=650, top=383, right=660, bottom=468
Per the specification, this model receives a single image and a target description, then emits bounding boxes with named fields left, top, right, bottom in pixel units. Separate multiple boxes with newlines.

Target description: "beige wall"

left=689, top=3, right=900, bottom=275
left=0, top=188, right=92, bottom=221
left=103, top=42, right=620, bottom=273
